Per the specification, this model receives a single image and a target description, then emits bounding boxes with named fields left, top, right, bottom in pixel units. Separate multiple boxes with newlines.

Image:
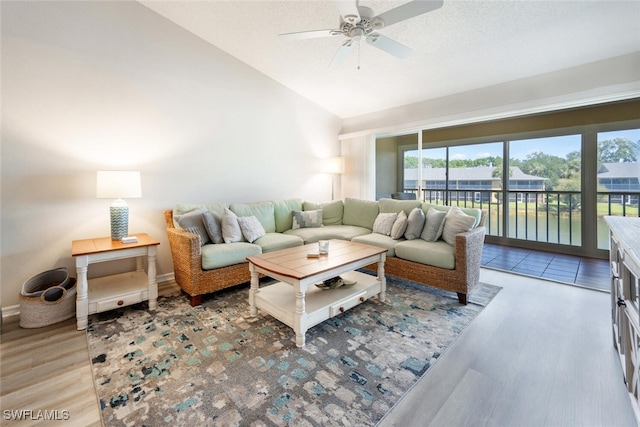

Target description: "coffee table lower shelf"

left=253, top=270, right=381, bottom=333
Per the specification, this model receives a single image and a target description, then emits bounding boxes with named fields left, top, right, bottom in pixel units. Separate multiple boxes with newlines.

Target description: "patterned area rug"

left=87, top=275, right=500, bottom=426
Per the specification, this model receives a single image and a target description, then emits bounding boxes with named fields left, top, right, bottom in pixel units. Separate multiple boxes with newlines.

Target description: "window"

left=412, top=147, right=447, bottom=203
left=508, top=135, right=582, bottom=246
left=383, top=101, right=639, bottom=258
left=596, top=128, right=640, bottom=249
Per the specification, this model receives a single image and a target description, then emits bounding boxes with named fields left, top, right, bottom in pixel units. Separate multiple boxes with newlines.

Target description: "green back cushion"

left=303, top=200, right=344, bottom=226
left=230, top=202, right=276, bottom=233
left=272, top=198, right=303, bottom=232
left=342, top=198, right=379, bottom=229
left=378, top=198, right=422, bottom=215
left=421, top=203, right=482, bottom=228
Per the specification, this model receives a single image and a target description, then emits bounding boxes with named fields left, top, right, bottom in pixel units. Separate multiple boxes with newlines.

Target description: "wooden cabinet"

left=605, top=216, right=640, bottom=423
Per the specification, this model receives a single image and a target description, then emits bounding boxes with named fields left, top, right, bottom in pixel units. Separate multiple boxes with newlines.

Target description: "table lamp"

left=96, top=171, right=142, bottom=240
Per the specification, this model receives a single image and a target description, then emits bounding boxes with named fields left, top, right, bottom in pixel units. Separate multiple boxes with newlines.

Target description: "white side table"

left=72, top=233, right=160, bottom=330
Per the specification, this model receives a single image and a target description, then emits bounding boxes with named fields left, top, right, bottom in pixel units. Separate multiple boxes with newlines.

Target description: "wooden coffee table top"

left=247, top=239, right=386, bottom=280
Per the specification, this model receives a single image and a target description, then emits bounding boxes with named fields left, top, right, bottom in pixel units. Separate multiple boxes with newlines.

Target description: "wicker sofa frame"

left=368, top=225, right=485, bottom=305
left=164, top=209, right=485, bottom=306
left=164, top=210, right=252, bottom=306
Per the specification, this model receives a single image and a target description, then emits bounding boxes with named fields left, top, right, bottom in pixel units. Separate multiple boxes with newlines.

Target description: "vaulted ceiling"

left=139, top=0, right=640, bottom=119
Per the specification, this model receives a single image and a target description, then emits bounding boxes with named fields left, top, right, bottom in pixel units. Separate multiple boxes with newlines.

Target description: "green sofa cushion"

left=342, top=198, right=379, bottom=229
left=253, top=233, right=304, bottom=253
left=201, top=242, right=261, bottom=270
left=230, top=202, right=276, bottom=233
left=421, top=203, right=482, bottom=228
left=351, top=233, right=399, bottom=257
left=283, top=225, right=371, bottom=243
left=378, top=198, right=422, bottom=215
left=394, top=239, right=455, bottom=270
left=303, top=200, right=344, bottom=225
left=272, top=198, right=303, bottom=232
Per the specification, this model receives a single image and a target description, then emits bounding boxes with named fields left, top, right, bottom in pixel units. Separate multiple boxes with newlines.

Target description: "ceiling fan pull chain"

left=357, top=40, right=361, bottom=70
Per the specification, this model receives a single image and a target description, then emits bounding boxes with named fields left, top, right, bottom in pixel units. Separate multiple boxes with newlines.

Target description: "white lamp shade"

left=96, top=171, right=142, bottom=199
left=324, top=157, right=345, bottom=174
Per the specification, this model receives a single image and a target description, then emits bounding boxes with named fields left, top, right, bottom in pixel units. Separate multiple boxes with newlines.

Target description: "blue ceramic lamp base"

left=110, top=199, right=129, bottom=241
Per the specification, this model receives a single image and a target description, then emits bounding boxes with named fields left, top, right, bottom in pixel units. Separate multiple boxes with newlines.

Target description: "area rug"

left=86, top=275, right=501, bottom=426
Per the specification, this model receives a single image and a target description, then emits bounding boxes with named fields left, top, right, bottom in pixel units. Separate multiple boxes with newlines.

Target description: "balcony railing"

left=401, top=188, right=640, bottom=247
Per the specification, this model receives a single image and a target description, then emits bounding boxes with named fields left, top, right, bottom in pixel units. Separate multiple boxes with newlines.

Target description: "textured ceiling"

left=139, top=0, right=640, bottom=119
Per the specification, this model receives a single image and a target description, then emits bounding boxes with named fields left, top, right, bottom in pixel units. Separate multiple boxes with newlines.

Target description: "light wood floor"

left=0, top=316, right=102, bottom=426
left=1, top=271, right=636, bottom=426
left=380, top=269, right=638, bottom=426
left=0, top=282, right=181, bottom=427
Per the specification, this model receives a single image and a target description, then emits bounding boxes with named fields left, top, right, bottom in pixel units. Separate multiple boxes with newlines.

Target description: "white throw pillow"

left=176, top=209, right=210, bottom=246
left=390, top=210, right=408, bottom=239
left=221, top=208, right=244, bottom=243
left=202, top=211, right=223, bottom=244
left=292, top=210, right=323, bottom=229
left=237, top=215, right=266, bottom=243
left=373, top=212, right=398, bottom=236
left=420, top=208, right=447, bottom=242
left=404, top=207, right=426, bottom=240
left=442, top=207, right=476, bottom=246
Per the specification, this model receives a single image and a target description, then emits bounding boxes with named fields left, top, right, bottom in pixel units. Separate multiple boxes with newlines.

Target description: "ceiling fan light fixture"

left=349, top=27, right=365, bottom=40
left=279, top=0, right=443, bottom=67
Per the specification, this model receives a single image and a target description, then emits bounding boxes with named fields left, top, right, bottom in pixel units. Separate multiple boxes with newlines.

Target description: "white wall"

left=340, top=52, right=640, bottom=137
left=1, top=1, right=342, bottom=310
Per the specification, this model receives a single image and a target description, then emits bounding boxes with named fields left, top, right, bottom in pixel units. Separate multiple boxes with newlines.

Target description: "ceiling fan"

left=278, top=0, right=444, bottom=68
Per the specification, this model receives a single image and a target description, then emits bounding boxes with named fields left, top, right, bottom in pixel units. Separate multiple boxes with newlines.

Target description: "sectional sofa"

left=164, top=198, right=486, bottom=306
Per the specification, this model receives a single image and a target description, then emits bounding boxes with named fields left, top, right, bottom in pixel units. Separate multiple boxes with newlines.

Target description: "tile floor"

left=481, top=243, right=611, bottom=291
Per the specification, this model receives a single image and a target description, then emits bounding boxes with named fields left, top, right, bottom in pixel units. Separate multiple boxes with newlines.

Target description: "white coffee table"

left=247, top=240, right=386, bottom=347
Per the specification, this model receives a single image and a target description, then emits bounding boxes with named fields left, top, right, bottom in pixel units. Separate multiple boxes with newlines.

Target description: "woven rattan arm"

left=165, top=227, right=202, bottom=296
left=454, top=226, right=486, bottom=302
left=164, top=210, right=203, bottom=297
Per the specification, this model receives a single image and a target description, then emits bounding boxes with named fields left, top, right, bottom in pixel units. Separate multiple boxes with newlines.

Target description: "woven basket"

left=19, top=268, right=77, bottom=328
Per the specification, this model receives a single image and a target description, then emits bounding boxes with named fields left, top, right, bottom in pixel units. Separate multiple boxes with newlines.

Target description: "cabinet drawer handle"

left=359, top=297, right=365, bottom=302
left=117, top=300, right=124, bottom=306
left=339, top=307, right=344, bottom=313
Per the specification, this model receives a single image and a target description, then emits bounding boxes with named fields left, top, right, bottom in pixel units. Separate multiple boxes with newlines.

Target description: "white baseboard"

left=157, top=272, right=174, bottom=284
left=2, top=304, right=20, bottom=321
left=1, top=272, right=177, bottom=322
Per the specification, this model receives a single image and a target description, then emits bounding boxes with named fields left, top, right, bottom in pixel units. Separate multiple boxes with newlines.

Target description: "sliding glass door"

left=507, top=134, right=582, bottom=246
left=395, top=125, right=639, bottom=258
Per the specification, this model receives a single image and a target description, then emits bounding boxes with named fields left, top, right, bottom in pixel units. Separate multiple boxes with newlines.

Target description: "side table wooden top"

left=72, top=233, right=160, bottom=256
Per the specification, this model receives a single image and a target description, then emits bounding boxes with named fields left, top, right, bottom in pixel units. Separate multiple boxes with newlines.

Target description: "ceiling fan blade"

left=279, top=29, right=338, bottom=40
left=366, top=34, right=413, bottom=59
left=329, top=40, right=355, bottom=68
left=374, top=0, right=443, bottom=28
left=334, top=0, right=361, bottom=24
